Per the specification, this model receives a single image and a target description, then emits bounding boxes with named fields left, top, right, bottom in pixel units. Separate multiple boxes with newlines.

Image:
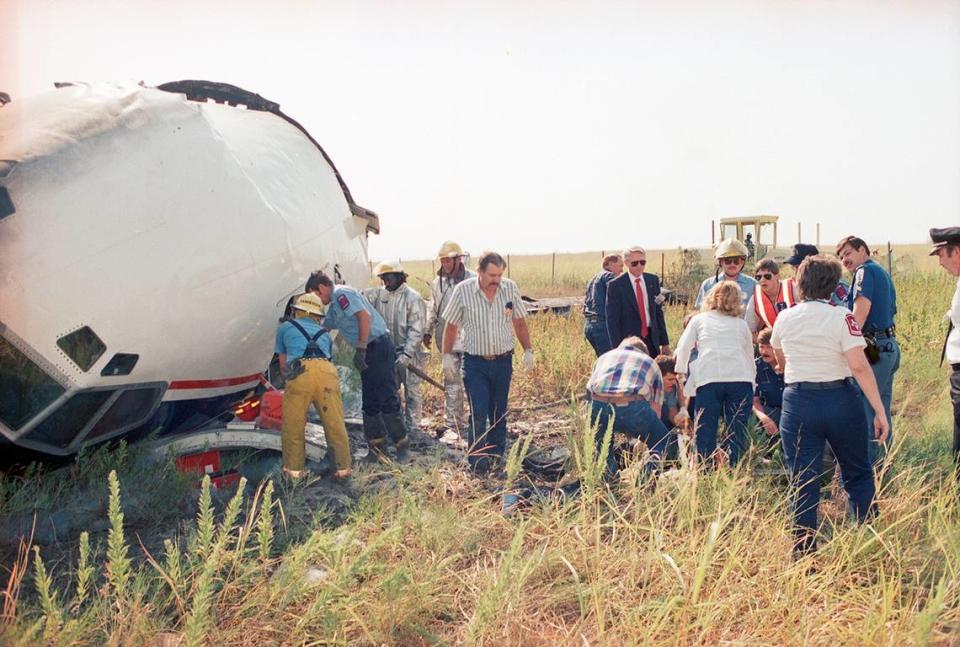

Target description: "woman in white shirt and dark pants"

left=675, top=281, right=756, bottom=466
left=771, top=255, right=888, bottom=556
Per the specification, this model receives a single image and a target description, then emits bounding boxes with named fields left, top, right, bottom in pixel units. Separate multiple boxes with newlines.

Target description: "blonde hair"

left=703, top=281, right=744, bottom=317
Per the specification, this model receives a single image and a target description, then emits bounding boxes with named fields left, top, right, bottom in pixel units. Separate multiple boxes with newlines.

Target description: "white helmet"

left=715, top=239, right=749, bottom=260
left=374, top=260, right=406, bottom=276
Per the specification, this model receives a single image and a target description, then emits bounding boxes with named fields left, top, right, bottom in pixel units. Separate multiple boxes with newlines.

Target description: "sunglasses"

left=721, top=257, right=744, bottom=265
left=629, top=260, right=647, bottom=267
left=755, top=272, right=775, bottom=280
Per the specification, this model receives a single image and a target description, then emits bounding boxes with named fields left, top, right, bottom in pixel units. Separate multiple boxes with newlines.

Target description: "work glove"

left=396, top=352, right=410, bottom=369
left=442, top=353, right=459, bottom=382
left=422, top=333, right=432, bottom=349
left=522, top=348, right=535, bottom=372
left=353, top=347, right=368, bottom=372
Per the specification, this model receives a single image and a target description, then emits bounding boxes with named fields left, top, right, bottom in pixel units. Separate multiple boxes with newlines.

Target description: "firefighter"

left=694, top=239, right=757, bottom=311
left=363, top=260, right=428, bottom=433
left=275, top=293, right=352, bottom=479
left=424, top=240, right=476, bottom=432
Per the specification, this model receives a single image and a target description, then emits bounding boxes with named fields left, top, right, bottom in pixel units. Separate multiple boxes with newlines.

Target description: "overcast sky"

left=2, top=0, right=959, bottom=260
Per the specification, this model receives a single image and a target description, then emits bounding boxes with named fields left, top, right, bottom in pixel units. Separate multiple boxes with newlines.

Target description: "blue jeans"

left=780, top=380, right=877, bottom=553
left=360, top=335, right=401, bottom=416
left=864, top=334, right=900, bottom=467
left=584, top=320, right=612, bottom=357
left=462, top=354, right=513, bottom=470
left=693, top=381, right=753, bottom=466
left=589, top=399, right=676, bottom=474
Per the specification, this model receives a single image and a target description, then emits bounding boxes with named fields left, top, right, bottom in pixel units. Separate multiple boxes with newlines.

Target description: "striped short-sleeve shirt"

left=441, top=277, right=528, bottom=356
left=586, top=346, right=664, bottom=406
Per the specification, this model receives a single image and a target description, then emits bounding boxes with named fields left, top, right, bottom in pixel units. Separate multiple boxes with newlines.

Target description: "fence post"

left=551, top=252, right=556, bottom=285
left=887, top=241, right=893, bottom=274
left=797, top=223, right=802, bottom=244
left=507, top=254, right=511, bottom=279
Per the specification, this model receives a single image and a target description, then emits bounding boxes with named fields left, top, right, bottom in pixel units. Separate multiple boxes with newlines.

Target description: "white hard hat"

left=292, top=292, right=325, bottom=316
left=374, top=260, right=406, bottom=276
left=715, top=239, right=749, bottom=259
left=437, top=240, right=465, bottom=259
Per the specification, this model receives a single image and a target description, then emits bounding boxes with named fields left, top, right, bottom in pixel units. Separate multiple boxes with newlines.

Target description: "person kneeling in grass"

left=587, top=337, right=679, bottom=478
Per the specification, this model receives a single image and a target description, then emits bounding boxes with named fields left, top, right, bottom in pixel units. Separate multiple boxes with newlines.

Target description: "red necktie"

left=635, top=277, right=649, bottom=339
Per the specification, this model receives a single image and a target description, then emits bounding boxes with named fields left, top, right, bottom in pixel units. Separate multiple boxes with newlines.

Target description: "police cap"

left=929, top=227, right=960, bottom=255
left=784, top=243, right=820, bottom=266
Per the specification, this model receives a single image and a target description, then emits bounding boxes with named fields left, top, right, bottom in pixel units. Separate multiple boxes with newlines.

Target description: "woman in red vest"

left=745, top=259, right=798, bottom=335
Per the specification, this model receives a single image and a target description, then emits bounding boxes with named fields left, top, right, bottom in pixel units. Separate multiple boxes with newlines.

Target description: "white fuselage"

left=0, top=82, right=373, bottom=455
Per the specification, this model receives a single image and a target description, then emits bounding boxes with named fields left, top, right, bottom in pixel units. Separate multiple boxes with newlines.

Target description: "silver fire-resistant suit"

left=426, top=267, right=476, bottom=430
left=363, top=284, right=428, bottom=432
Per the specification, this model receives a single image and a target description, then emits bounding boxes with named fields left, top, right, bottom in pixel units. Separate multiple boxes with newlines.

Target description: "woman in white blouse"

left=675, top=281, right=756, bottom=466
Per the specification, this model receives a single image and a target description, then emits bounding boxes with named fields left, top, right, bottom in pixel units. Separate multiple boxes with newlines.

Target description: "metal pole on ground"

left=887, top=241, right=893, bottom=274
left=711, top=220, right=715, bottom=245
left=816, top=223, right=820, bottom=247
left=797, top=223, right=802, bottom=244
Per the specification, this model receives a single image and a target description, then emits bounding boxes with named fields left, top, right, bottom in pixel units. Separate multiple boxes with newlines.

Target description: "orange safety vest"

left=754, top=278, right=797, bottom=328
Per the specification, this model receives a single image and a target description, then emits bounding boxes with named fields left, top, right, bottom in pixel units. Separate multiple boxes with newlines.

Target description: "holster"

left=863, top=335, right=881, bottom=365
left=286, top=358, right=306, bottom=380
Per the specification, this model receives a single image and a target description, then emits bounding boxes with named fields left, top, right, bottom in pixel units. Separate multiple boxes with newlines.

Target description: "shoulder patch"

left=854, top=268, right=865, bottom=293
left=835, top=283, right=848, bottom=300
left=337, top=294, right=351, bottom=310
left=844, top=313, right=863, bottom=337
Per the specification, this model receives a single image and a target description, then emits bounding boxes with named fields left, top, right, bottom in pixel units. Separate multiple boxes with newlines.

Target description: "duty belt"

left=865, top=326, right=896, bottom=339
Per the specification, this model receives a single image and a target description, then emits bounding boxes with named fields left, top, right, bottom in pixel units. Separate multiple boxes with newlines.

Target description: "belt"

left=466, top=351, right=513, bottom=361
left=585, top=315, right=604, bottom=323
left=366, top=333, right=389, bottom=346
left=786, top=378, right=853, bottom=391
left=589, top=391, right=646, bottom=405
left=865, top=326, right=896, bottom=339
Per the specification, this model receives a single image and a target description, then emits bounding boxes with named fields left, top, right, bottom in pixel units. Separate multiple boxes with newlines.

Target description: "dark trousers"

left=360, top=335, right=401, bottom=416
left=780, top=381, right=877, bottom=553
left=589, top=399, right=676, bottom=475
left=462, top=354, right=513, bottom=470
left=951, top=368, right=960, bottom=481
left=584, top=320, right=612, bottom=357
left=693, top=381, right=753, bottom=466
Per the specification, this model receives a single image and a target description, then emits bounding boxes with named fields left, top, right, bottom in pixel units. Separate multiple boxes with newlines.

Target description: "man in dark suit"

left=605, top=246, right=670, bottom=355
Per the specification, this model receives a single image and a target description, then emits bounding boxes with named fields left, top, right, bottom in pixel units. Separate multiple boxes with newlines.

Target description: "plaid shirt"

left=586, top=345, right=664, bottom=406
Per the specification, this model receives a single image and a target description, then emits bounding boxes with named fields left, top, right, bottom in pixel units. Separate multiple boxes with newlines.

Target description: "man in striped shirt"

left=587, top=337, right=676, bottom=477
left=440, top=251, right=534, bottom=474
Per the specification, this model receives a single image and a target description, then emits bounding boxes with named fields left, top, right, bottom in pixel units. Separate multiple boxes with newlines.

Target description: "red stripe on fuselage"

left=168, top=373, right=262, bottom=390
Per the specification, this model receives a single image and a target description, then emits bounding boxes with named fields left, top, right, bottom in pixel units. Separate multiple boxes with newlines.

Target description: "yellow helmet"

left=437, top=240, right=465, bottom=259
left=292, top=292, right=325, bottom=316
left=374, top=260, right=406, bottom=276
left=714, top=239, right=750, bottom=259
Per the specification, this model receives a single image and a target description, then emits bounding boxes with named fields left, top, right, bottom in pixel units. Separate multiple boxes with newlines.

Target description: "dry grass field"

left=2, top=246, right=958, bottom=646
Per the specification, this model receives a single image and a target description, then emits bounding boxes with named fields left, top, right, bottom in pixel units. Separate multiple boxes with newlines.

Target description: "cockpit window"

left=57, top=326, right=106, bottom=372
left=25, top=390, right=114, bottom=449
left=0, top=335, right=66, bottom=430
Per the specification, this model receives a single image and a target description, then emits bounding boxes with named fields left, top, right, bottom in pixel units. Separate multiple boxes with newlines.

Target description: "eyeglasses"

left=755, top=272, right=775, bottom=280
left=721, top=257, right=744, bottom=265
left=629, top=260, right=647, bottom=267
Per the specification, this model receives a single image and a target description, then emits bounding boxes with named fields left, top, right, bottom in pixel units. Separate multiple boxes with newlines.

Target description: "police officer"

left=929, top=227, right=960, bottom=481
left=275, top=293, right=352, bottom=479
left=694, top=239, right=757, bottom=311
left=771, top=255, right=887, bottom=556
left=363, top=260, right=428, bottom=434
left=306, top=270, right=408, bottom=462
left=424, top=241, right=475, bottom=432
left=837, top=235, right=899, bottom=468
left=583, top=253, right=623, bottom=356
left=783, top=243, right=849, bottom=307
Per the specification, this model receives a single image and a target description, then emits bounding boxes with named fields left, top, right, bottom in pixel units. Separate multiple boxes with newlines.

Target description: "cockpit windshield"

left=0, top=335, right=66, bottom=431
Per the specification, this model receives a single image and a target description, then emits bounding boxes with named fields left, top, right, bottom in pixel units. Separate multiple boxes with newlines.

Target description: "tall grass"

left=2, top=267, right=958, bottom=645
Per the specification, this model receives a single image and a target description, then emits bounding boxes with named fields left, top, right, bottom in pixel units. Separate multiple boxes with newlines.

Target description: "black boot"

left=363, top=412, right=389, bottom=464
left=381, top=411, right=410, bottom=463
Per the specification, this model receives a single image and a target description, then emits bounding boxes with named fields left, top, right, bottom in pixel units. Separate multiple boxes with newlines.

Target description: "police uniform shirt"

left=275, top=316, right=333, bottom=362
left=848, top=259, right=897, bottom=331
left=946, top=277, right=960, bottom=364
left=441, top=276, right=528, bottom=356
left=754, top=357, right=785, bottom=410
left=770, top=301, right=867, bottom=384
left=322, top=286, right=388, bottom=347
left=694, top=273, right=757, bottom=312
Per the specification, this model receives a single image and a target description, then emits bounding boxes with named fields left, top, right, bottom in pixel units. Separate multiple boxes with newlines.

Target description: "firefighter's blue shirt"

left=322, top=286, right=388, bottom=347
left=275, top=316, right=332, bottom=362
left=848, top=259, right=897, bottom=331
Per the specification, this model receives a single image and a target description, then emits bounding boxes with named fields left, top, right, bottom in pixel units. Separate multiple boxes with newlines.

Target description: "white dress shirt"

left=946, top=277, right=960, bottom=364
left=674, top=311, right=755, bottom=388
